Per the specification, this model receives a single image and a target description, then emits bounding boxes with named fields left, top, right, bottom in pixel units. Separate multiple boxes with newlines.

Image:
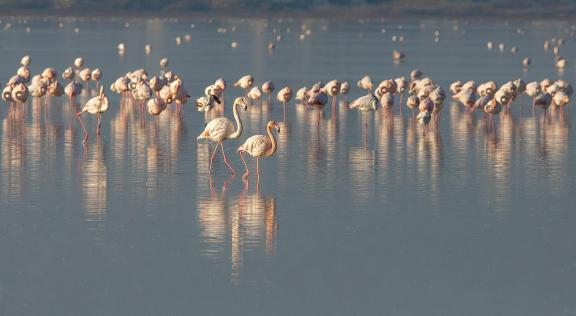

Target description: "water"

left=1, top=17, right=576, bottom=315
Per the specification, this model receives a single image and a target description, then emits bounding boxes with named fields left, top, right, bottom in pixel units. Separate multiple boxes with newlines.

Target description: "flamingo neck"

left=228, top=102, right=243, bottom=139
left=266, top=125, right=277, bottom=156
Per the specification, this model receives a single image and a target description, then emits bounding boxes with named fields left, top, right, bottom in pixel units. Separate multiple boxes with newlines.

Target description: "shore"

left=1, top=3, right=576, bottom=20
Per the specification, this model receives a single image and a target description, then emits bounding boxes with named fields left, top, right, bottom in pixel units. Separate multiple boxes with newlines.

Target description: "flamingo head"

left=235, top=97, right=249, bottom=111
left=267, top=120, right=280, bottom=133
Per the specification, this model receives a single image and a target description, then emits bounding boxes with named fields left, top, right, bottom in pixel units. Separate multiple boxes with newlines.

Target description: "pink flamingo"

left=237, top=121, right=280, bottom=179
left=197, top=97, right=249, bottom=174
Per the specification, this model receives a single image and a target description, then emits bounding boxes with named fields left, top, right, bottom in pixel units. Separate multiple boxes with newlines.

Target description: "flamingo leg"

left=364, top=111, right=368, bottom=148
left=317, top=110, right=321, bottom=127
left=96, top=113, right=102, bottom=135
left=76, top=112, right=88, bottom=142
left=399, top=93, right=403, bottom=115
left=332, top=96, right=336, bottom=110
left=209, top=142, right=219, bottom=172
left=256, top=157, right=260, bottom=180
left=239, top=151, right=250, bottom=178
left=220, top=142, right=236, bottom=174
left=283, top=102, right=286, bottom=123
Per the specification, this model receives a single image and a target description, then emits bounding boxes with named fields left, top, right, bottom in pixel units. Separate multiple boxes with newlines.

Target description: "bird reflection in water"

left=1, top=112, right=25, bottom=202
left=416, top=129, right=443, bottom=206
left=80, top=140, right=108, bottom=244
left=197, top=176, right=277, bottom=285
left=349, top=146, right=376, bottom=202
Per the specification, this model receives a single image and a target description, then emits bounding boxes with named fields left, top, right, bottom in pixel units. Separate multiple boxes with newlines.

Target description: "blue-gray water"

left=0, top=17, right=575, bottom=315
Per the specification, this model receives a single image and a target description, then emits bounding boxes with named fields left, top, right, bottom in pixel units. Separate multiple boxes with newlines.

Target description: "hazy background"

left=0, top=0, right=575, bottom=17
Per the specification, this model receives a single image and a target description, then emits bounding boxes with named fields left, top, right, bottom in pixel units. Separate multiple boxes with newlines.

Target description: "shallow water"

left=0, top=17, right=576, bottom=315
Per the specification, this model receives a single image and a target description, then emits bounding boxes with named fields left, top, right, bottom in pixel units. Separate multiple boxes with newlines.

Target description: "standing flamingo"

left=417, top=97, right=434, bottom=135
left=76, top=86, right=109, bottom=142
left=197, top=97, right=249, bottom=174
left=237, top=121, right=280, bottom=179
left=262, top=81, right=275, bottom=103
left=324, top=80, right=341, bottom=109
left=348, top=93, right=379, bottom=146
left=234, top=75, right=254, bottom=96
left=394, top=77, right=407, bottom=113
left=357, top=75, right=373, bottom=91
left=406, top=94, right=419, bottom=118
left=277, top=86, right=293, bottom=121
left=306, top=88, right=328, bottom=126
left=525, top=81, right=541, bottom=111
left=247, top=86, right=263, bottom=105
left=340, top=81, right=350, bottom=101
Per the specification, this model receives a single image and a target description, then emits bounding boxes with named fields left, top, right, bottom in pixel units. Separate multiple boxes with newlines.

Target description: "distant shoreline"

left=1, top=5, right=575, bottom=21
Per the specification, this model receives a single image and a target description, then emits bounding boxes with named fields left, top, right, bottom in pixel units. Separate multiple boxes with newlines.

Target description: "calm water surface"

left=0, top=17, right=575, bottom=315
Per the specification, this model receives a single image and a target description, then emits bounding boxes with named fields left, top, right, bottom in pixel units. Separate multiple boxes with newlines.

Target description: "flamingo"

left=394, top=77, right=407, bottom=111
left=237, top=120, right=280, bottom=179
left=41, top=68, right=57, bottom=84
left=295, top=87, right=308, bottom=108
left=197, top=97, right=249, bottom=174
left=261, top=81, right=275, bottom=103
left=348, top=93, right=379, bottom=134
left=247, top=86, right=263, bottom=105
left=430, top=86, right=445, bottom=124
left=553, top=91, right=570, bottom=117
left=48, top=79, right=64, bottom=97
left=417, top=97, right=433, bottom=135
left=20, top=55, right=31, bottom=67
left=306, top=88, right=328, bottom=126
left=28, top=75, right=48, bottom=98
left=472, top=95, right=492, bottom=114
left=214, top=78, right=227, bottom=100
left=379, top=92, right=394, bottom=109
left=477, top=81, right=497, bottom=97
left=410, top=69, right=423, bottom=80
left=11, top=83, right=29, bottom=104
left=76, top=86, right=109, bottom=142
left=91, top=68, right=102, bottom=90
left=196, top=93, right=222, bottom=124
left=277, top=86, right=293, bottom=120
left=450, top=81, right=463, bottom=94
left=494, top=88, right=512, bottom=113
left=170, top=79, right=190, bottom=114
left=149, top=76, right=166, bottom=95
left=111, top=76, right=130, bottom=103
left=160, top=57, right=169, bottom=69
left=324, top=80, right=341, bottom=108
left=534, top=93, right=552, bottom=122
left=79, top=67, right=92, bottom=87
left=357, top=75, right=373, bottom=91
left=525, top=81, right=540, bottom=110
left=17, top=66, right=31, bottom=83
left=234, top=75, right=254, bottom=96
left=406, top=94, right=419, bottom=118
left=147, top=97, right=168, bottom=117
left=132, top=80, right=153, bottom=115
left=62, top=67, right=75, bottom=81
left=483, top=98, right=502, bottom=127
left=340, top=81, right=350, bottom=101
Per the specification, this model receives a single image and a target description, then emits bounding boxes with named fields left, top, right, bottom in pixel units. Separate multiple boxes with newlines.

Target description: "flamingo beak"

left=243, top=104, right=248, bottom=111
left=276, top=126, right=281, bottom=133
left=214, top=96, right=221, bottom=104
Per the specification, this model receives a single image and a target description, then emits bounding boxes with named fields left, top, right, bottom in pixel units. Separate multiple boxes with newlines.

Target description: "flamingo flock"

left=1, top=51, right=573, bottom=179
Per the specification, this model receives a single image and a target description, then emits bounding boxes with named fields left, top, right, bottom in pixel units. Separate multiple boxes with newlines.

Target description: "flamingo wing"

left=202, top=117, right=234, bottom=141
left=238, top=135, right=270, bottom=157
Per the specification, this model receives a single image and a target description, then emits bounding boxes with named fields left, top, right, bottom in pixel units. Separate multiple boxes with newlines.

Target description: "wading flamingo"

left=237, top=120, right=280, bottom=179
left=197, top=97, right=249, bottom=174
left=76, top=86, right=109, bottom=142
